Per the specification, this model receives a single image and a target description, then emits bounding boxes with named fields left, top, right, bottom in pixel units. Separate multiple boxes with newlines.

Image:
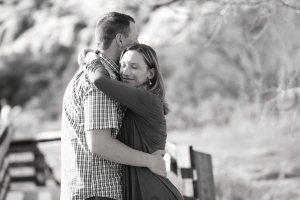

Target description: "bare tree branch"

left=251, top=17, right=271, bottom=43
left=209, top=0, right=300, bottom=13
left=151, top=0, right=180, bottom=11
left=277, top=0, right=300, bottom=12
left=208, top=0, right=272, bottom=6
left=202, top=16, right=223, bottom=48
left=148, top=0, right=300, bottom=14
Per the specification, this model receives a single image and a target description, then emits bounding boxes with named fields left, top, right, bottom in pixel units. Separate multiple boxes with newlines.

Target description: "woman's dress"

left=89, top=62, right=184, bottom=200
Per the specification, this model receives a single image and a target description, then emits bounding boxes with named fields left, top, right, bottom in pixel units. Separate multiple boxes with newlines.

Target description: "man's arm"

left=86, top=129, right=166, bottom=177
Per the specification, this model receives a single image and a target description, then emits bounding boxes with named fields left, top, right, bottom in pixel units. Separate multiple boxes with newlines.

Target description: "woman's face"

left=120, top=50, right=153, bottom=87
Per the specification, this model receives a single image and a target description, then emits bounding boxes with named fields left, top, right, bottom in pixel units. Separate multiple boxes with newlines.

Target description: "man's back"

left=61, top=62, right=123, bottom=200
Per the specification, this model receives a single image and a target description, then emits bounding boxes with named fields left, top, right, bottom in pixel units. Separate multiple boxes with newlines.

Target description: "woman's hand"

left=77, top=48, right=96, bottom=67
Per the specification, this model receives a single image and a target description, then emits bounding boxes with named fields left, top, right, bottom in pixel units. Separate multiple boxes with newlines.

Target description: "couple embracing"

left=61, top=12, right=184, bottom=200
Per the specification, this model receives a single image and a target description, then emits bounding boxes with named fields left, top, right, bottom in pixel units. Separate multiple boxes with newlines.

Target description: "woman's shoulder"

left=136, top=88, right=162, bottom=103
left=140, top=89, right=165, bottom=113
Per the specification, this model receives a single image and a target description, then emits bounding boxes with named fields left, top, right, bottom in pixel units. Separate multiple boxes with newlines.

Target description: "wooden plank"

left=177, top=178, right=194, bottom=197
left=0, top=173, right=10, bottom=200
left=166, top=141, right=194, bottom=197
left=165, top=140, right=177, bottom=159
left=9, top=160, right=50, bottom=168
left=8, top=144, right=41, bottom=154
left=0, top=158, right=9, bottom=184
left=10, top=169, right=48, bottom=186
left=176, top=145, right=192, bottom=168
left=170, top=157, right=177, bottom=174
left=0, top=126, right=11, bottom=200
left=192, top=151, right=215, bottom=200
left=34, top=131, right=61, bottom=142
left=47, top=187, right=60, bottom=200
left=23, top=191, right=38, bottom=200
left=181, top=168, right=194, bottom=179
left=0, top=126, right=13, bottom=167
left=37, top=190, right=52, bottom=200
left=0, top=126, right=8, bottom=146
left=166, top=141, right=215, bottom=200
left=7, top=187, right=60, bottom=200
left=5, top=191, right=24, bottom=200
left=10, top=176, right=37, bottom=183
left=10, top=131, right=61, bottom=146
left=167, top=171, right=178, bottom=189
left=166, top=141, right=192, bottom=168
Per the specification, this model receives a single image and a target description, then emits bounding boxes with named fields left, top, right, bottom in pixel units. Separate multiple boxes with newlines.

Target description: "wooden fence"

left=0, top=126, right=60, bottom=200
left=0, top=126, right=215, bottom=200
left=0, top=125, right=14, bottom=200
left=165, top=141, right=215, bottom=200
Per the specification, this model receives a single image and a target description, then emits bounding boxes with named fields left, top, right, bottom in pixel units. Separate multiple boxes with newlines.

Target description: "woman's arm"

left=86, top=59, right=156, bottom=116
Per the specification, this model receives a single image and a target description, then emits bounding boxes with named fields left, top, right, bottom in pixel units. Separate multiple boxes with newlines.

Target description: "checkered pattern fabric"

left=61, top=53, right=125, bottom=200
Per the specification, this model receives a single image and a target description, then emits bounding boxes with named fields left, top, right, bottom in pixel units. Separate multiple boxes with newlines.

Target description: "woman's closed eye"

left=121, top=63, right=138, bottom=69
left=131, top=64, right=138, bottom=69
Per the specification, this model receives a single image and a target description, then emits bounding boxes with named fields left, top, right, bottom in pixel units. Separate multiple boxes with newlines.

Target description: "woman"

left=84, top=44, right=184, bottom=200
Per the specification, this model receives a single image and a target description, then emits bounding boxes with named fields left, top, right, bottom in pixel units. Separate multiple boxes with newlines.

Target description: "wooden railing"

left=165, top=141, right=215, bottom=200
left=8, top=131, right=61, bottom=186
left=0, top=126, right=60, bottom=200
left=0, top=125, right=14, bottom=200
left=0, top=127, right=215, bottom=200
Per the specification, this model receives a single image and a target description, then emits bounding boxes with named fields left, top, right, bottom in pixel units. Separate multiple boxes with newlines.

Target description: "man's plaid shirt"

left=61, top=53, right=125, bottom=200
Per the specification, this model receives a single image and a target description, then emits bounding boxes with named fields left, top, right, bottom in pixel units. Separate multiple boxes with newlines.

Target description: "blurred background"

left=1, top=0, right=300, bottom=199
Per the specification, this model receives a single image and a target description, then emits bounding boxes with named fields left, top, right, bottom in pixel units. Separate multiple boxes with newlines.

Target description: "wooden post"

left=192, top=150, right=215, bottom=200
left=165, top=140, right=215, bottom=200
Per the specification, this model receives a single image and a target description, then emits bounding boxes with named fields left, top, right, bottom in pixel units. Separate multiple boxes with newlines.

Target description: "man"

left=61, top=12, right=166, bottom=200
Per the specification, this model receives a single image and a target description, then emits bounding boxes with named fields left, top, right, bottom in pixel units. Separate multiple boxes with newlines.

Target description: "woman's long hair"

left=119, top=44, right=170, bottom=115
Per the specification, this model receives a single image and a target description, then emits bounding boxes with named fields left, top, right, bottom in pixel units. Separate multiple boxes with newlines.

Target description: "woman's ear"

left=148, top=68, right=156, bottom=79
left=115, top=33, right=123, bottom=47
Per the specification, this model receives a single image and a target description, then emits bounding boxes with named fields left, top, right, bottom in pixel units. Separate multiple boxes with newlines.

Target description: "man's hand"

left=77, top=48, right=93, bottom=67
left=148, top=150, right=167, bottom=178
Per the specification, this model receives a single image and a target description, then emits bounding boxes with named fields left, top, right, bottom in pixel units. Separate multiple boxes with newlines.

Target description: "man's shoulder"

left=91, top=59, right=118, bottom=77
left=64, top=69, right=94, bottom=98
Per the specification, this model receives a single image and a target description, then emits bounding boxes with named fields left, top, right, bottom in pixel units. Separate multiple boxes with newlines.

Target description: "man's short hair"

left=95, top=12, right=135, bottom=50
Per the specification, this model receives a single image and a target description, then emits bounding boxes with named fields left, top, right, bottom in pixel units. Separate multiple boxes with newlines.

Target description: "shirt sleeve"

left=84, top=83, right=119, bottom=131
left=86, top=60, right=157, bottom=116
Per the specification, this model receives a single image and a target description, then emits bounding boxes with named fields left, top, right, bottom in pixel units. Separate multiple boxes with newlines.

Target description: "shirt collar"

left=97, top=51, right=120, bottom=79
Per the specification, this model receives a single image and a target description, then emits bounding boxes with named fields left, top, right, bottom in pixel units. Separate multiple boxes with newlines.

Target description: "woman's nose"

left=122, top=66, right=130, bottom=76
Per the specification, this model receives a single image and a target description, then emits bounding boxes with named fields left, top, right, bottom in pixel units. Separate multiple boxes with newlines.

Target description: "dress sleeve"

left=86, top=60, right=156, bottom=116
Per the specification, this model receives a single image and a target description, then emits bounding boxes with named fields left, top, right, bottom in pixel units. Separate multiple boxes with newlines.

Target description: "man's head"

left=95, top=12, right=138, bottom=52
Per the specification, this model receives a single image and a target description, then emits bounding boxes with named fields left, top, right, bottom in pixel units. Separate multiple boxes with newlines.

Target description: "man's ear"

left=148, top=68, right=156, bottom=79
left=115, top=33, right=123, bottom=47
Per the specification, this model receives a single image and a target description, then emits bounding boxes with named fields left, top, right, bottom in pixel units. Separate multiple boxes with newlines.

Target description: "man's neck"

left=98, top=48, right=119, bottom=64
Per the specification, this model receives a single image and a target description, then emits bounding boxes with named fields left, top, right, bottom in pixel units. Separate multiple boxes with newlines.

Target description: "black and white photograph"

left=0, top=0, right=300, bottom=200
